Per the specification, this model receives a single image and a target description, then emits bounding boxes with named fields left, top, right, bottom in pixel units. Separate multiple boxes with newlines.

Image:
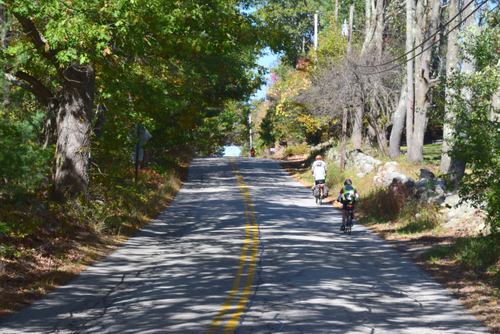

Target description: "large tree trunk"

left=339, top=107, right=348, bottom=170
left=440, top=0, right=459, bottom=173
left=351, top=0, right=386, bottom=149
left=54, top=64, right=95, bottom=198
left=351, top=106, right=363, bottom=149
left=44, top=99, right=58, bottom=148
left=1, top=5, right=9, bottom=105
left=407, top=0, right=440, bottom=163
left=405, top=0, right=415, bottom=160
left=389, top=82, right=407, bottom=158
left=367, top=116, right=388, bottom=155
left=445, top=1, right=476, bottom=184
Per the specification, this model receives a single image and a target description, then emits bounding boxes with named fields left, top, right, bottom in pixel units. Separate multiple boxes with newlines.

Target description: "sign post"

left=132, top=124, right=152, bottom=184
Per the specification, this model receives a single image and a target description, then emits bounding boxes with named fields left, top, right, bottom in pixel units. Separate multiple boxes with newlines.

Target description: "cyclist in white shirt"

left=311, top=155, right=327, bottom=185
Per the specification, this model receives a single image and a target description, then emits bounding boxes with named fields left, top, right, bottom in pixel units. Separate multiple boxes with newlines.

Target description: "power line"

left=355, top=2, right=495, bottom=76
left=352, top=0, right=487, bottom=69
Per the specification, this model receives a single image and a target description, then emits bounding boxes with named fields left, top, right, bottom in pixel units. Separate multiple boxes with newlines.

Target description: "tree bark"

left=1, top=5, right=9, bottom=105
left=406, top=0, right=415, bottom=160
left=407, top=0, right=440, bottom=163
left=352, top=0, right=386, bottom=150
left=389, top=82, right=407, bottom=158
left=440, top=0, right=459, bottom=173
left=54, top=64, right=95, bottom=198
left=335, top=0, right=339, bottom=22
left=444, top=0, right=476, bottom=184
left=339, top=107, right=348, bottom=170
left=351, top=107, right=363, bottom=149
left=367, top=116, right=388, bottom=155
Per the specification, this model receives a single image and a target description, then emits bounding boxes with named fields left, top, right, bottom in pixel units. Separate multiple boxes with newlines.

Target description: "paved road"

left=0, top=158, right=488, bottom=333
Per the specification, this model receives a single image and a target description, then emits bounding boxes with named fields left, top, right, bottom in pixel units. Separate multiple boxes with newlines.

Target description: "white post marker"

left=314, top=11, right=319, bottom=50
left=248, top=113, right=253, bottom=149
left=341, top=19, right=349, bottom=37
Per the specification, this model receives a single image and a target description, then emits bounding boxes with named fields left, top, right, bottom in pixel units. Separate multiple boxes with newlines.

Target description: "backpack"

left=342, top=185, right=356, bottom=204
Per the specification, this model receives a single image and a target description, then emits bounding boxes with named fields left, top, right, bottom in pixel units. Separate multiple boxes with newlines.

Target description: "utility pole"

left=314, top=11, right=319, bottom=50
left=248, top=113, right=253, bottom=149
left=335, top=0, right=339, bottom=22
left=340, top=5, right=355, bottom=170
left=347, top=5, right=354, bottom=54
left=405, top=0, right=415, bottom=159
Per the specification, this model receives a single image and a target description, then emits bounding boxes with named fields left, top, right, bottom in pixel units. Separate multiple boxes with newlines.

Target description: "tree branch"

left=12, top=13, right=61, bottom=71
left=5, top=71, right=53, bottom=105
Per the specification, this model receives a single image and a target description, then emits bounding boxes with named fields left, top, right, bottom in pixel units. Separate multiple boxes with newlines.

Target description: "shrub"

left=325, top=165, right=345, bottom=189
left=358, top=181, right=413, bottom=222
left=283, top=143, right=310, bottom=157
left=0, top=112, right=51, bottom=196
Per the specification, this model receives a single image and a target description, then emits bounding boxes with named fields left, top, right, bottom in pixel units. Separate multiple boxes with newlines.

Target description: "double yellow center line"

left=206, top=161, right=259, bottom=334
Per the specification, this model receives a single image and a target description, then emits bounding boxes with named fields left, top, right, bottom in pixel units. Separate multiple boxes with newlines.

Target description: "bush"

left=283, top=143, right=310, bottom=157
left=325, top=165, right=345, bottom=189
left=358, top=181, right=413, bottom=222
left=0, top=112, right=51, bottom=196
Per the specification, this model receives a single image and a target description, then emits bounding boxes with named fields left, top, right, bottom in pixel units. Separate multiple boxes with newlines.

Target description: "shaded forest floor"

left=281, top=148, right=499, bottom=333
left=0, top=163, right=188, bottom=317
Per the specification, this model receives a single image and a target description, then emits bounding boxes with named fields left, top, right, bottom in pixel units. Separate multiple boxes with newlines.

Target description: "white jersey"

left=311, top=160, right=327, bottom=181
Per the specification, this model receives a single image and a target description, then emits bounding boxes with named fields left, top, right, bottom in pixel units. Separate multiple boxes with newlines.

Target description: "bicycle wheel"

left=346, top=213, right=352, bottom=235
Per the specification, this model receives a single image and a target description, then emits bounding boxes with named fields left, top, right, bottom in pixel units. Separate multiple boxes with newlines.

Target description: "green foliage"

left=325, top=163, right=345, bottom=189
left=1, top=0, right=264, bottom=198
left=315, top=19, right=348, bottom=67
left=426, top=234, right=500, bottom=280
left=258, top=107, right=277, bottom=147
left=283, top=143, right=310, bottom=157
left=0, top=111, right=51, bottom=196
left=397, top=204, right=440, bottom=234
left=194, top=101, right=250, bottom=155
left=252, top=0, right=364, bottom=64
left=448, top=14, right=500, bottom=231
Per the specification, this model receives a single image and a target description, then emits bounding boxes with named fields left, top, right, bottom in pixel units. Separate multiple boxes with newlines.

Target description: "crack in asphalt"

left=49, top=259, right=170, bottom=334
left=372, top=281, right=424, bottom=310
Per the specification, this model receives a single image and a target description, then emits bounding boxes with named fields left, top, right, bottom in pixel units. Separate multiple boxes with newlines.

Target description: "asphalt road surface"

left=0, top=158, right=488, bottom=333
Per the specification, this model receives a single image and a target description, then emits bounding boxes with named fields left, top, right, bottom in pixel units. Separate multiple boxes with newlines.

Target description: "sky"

left=251, top=48, right=280, bottom=101
left=223, top=145, right=242, bottom=157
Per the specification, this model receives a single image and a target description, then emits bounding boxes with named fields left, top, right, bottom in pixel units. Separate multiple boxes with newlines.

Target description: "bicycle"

left=343, top=203, right=354, bottom=235
left=313, top=183, right=327, bottom=205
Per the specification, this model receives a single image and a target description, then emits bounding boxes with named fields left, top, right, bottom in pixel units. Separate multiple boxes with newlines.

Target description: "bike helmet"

left=344, top=178, right=352, bottom=185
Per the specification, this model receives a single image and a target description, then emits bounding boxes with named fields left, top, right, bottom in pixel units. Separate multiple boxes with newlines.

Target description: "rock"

left=435, top=183, right=446, bottom=196
left=345, top=150, right=382, bottom=176
left=417, top=188, right=446, bottom=204
left=326, top=147, right=340, bottom=162
left=415, top=179, right=433, bottom=190
left=373, top=162, right=413, bottom=187
left=444, top=194, right=460, bottom=208
left=419, top=168, right=436, bottom=180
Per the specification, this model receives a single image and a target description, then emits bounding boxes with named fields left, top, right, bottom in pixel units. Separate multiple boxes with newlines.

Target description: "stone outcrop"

left=373, top=162, right=414, bottom=187
left=414, top=168, right=447, bottom=205
left=440, top=194, right=487, bottom=235
left=345, top=150, right=382, bottom=177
